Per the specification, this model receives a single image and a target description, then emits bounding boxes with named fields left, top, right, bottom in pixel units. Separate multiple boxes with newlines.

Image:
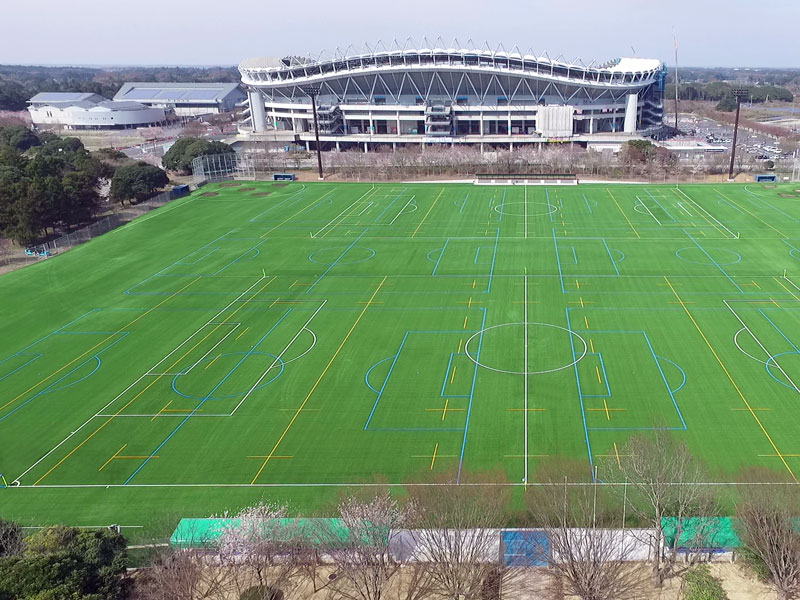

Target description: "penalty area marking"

left=464, top=322, right=588, bottom=375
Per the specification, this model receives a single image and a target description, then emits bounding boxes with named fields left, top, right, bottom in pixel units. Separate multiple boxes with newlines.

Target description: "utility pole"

left=673, top=32, right=679, bottom=129
left=728, top=89, right=749, bottom=181
left=304, top=86, right=324, bottom=180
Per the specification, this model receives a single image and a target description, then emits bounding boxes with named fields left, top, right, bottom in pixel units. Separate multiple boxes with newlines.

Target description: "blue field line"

left=456, top=307, right=487, bottom=483
left=306, top=230, right=367, bottom=293
left=7, top=309, right=101, bottom=355
left=458, top=193, right=470, bottom=214
left=545, top=188, right=554, bottom=222
left=440, top=353, right=470, bottom=398
left=124, top=310, right=293, bottom=485
left=374, top=187, right=409, bottom=223
left=365, top=356, right=394, bottom=393
left=571, top=246, right=578, bottom=265
left=582, top=193, right=593, bottom=214
left=498, top=189, right=506, bottom=222
left=552, top=229, right=566, bottom=294
left=782, top=239, right=800, bottom=254
left=364, top=332, right=409, bottom=430
left=642, top=331, right=687, bottom=430
left=248, top=186, right=308, bottom=223
left=0, top=354, right=42, bottom=384
left=581, top=353, right=611, bottom=398
left=484, top=228, right=500, bottom=294
left=759, top=310, right=800, bottom=353
left=644, top=189, right=676, bottom=222
left=683, top=229, right=743, bottom=293
left=213, top=240, right=269, bottom=276
left=177, top=246, right=220, bottom=265
left=715, top=194, right=744, bottom=215
left=171, top=354, right=285, bottom=400
left=601, top=239, right=621, bottom=276
left=658, top=356, right=687, bottom=394
left=474, top=246, right=482, bottom=264
left=565, top=308, right=594, bottom=478
left=743, top=188, right=800, bottom=223
left=432, top=238, right=450, bottom=275
left=42, top=356, right=103, bottom=395
left=367, top=427, right=464, bottom=432
left=588, top=426, right=686, bottom=431
left=0, top=333, right=129, bottom=423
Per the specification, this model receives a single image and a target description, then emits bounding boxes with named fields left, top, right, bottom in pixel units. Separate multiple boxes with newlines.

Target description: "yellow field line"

left=204, top=354, right=222, bottom=369
left=775, top=277, right=800, bottom=302
left=250, top=276, right=387, bottom=484
left=457, top=338, right=463, bottom=353
left=584, top=316, right=590, bottom=329
left=603, top=399, right=611, bottom=420
left=430, top=443, right=439, bottom=470
left=607, top=189, right=639, bottom=239
left=450, top=366, right=457, bottom=384
left=716, top=189, right=786, bottom=238
left=98, top=444, right=127, bottom=472
left=596, top=366, right=603, bottom=384
left=411, top=188, right=445, bottom=238
left=34, top=278, right=273, bottom=485
left=151, top=399, right=173, bottom=422
left=613, top=442, right=622, bottom=469
left=664, top=276, right=795, bottom=480
left=235, top=327, right=249, bottom=341
left=442, top=398, right=450, bottom=421
left=590, top=339, right=595, bottom=353
left=0, top=278, right=200, bottom=414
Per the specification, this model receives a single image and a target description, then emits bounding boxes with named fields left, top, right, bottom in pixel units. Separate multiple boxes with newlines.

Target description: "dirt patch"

left=779, top=193, right=798, bottom=198
left=252, top=192, right=272, bottom=197
left=219, top=182, right=242, bottom=187
left=199, top=192, right=219, bottom=197
left=272, top=183, right=288, bottom=188
left=238, top=187, right=255, bottom=192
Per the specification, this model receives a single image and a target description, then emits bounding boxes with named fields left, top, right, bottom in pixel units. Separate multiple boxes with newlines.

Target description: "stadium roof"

left=28, top=92, right=105, bottom=104
left=240, top=37, right=663, bottom=75
left=114, top=82, right=244, bottom=105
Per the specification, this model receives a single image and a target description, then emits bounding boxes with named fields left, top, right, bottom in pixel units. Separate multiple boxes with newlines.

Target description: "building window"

left=497, top=97, right=508, bottom=106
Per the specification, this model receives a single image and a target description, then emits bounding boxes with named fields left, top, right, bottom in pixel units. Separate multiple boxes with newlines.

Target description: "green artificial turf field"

left=3, top=180, right=800, bottom=532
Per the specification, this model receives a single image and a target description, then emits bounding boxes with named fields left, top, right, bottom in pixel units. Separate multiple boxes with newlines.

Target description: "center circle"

left=464, top=322, right=587, bottom=375
left=308, top=246, right=376, bottom=266
left=675, top=247, right=742, bottom=266
left=493, top=202, right=558, bottom=217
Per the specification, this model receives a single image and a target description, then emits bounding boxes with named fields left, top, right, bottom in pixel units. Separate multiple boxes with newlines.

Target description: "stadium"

left=239, top=39, right=667, bottom=151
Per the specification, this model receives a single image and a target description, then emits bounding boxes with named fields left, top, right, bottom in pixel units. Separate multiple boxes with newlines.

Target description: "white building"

left=114, top=82, right=246, bottom=117
left=27, top=93, right=167, bottom=129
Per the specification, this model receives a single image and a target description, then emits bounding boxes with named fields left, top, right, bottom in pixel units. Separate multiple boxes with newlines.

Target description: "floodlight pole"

left=304, top=86, right=324, bottom=180
left=728, top=89, right=748, bottom=181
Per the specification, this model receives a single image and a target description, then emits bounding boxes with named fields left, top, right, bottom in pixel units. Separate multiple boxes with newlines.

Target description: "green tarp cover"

left=661, top=517, right=741, bottom=549
left=170, top=517, right=373, bottom=549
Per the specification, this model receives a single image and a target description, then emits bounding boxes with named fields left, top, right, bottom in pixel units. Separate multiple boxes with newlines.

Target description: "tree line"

left=0, top=64, right=240, bottom=111
left=665, top=82, right=794, bottom=108
left=4, top=431, right=800, bottom=600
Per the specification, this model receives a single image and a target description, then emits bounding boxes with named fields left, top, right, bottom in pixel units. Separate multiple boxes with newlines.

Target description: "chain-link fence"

left=191, top=152, right=256, bottom=186
left=1, top=189, right=183, bottom=274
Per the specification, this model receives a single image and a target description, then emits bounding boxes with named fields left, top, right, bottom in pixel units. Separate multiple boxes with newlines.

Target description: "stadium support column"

left=624, top=93, right=638, bottom=133
left=248, top=90, right=267, bottom=132
left=396, top=112, right=401, bottom=136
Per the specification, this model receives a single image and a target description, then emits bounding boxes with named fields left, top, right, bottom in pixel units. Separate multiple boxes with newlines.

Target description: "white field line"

left=635, top=197, right=661, bottom=225
left=676, top=202, right=693, bottom=217
left=675, top=187, right=738, bottom=238
left=354, top=202, right=373, bottom=217
left=389, top=195, right=417, bottom=226
left=524, top=185, right=528, bottom=239
left=229, top=301, right=327, bottom=415
left=523, top=274, right=529, bottom=485
left=783, top=274, right=800, bottom=293
left=313, top=187, right=375, bottom=237
left=13, top=275, right=268, bottom=484
left=181, top=323, right=240, bottom=374
left=13, top=481, right=800, bottom=489
left=723, top=299, right=800, bottom=395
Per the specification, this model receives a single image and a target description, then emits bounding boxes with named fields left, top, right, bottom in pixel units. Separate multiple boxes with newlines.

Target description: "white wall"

left=29, top=104, right=166, bottom=128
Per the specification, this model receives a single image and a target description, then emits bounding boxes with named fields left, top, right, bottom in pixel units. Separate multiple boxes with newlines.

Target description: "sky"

left=1, top=0, right=798, bottom=68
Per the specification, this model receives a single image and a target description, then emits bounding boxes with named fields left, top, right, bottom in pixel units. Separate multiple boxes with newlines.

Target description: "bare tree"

left=0, top=518, right=24, bottom=556
left=216, top=502, right=304, bottom=600
left=407, top=471, right=527, bottom=599
left=525, top=459, right=646, bottom=600
left=321, top=489, right=418, bottom=600
left=134, top=548, right=235, bottom=600
left=603, top=431, right=716, bottom=586
left=736, top=468, right=800, bottom=600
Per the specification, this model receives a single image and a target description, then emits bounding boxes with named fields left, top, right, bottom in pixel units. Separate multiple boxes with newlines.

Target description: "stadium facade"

left=239, top=40, right=666, bottom=151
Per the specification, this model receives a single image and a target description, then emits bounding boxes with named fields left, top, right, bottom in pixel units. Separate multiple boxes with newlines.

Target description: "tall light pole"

left=728, top=88, right=749, bottom=181
left=303, top=86, right=324, bottom=180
